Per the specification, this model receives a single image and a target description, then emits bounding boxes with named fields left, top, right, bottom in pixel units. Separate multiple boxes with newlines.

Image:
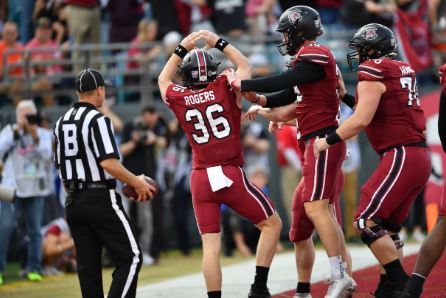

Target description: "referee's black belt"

left=65, top=180, right=116, bottom=191
left=301, top=125, right=338, bottom=141
left=379, top=141, right=427, bottom=156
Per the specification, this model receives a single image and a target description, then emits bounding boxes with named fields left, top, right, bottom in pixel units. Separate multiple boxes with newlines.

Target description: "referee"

left=54, top=68, right=155, bottom=298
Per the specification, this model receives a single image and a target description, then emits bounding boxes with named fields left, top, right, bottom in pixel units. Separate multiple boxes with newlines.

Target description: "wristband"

left=326, top=132, right=342, bottom=145
left=174, top=45, right=188, bottom=59
left=215, top=38, right=229, bottom=52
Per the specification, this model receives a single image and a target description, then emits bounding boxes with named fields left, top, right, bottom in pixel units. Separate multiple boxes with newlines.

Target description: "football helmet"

left=276, top=5, right=323, bottom=56
left=180, top=49, right=220, bottom=88
left=347, top=23, right=397, bottom=70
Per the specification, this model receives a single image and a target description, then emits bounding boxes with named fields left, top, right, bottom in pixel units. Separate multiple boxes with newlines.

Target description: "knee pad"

left=391, top=233, right=404, bottom=249
left=359, top=224, right=388, bottom=247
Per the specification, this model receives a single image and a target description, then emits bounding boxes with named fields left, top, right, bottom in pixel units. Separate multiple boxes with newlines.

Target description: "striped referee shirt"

left=54, top=102, right=120, bottom=182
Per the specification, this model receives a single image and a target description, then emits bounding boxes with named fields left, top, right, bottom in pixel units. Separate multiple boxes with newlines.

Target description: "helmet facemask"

left=277, top=29, right=306, bottom=56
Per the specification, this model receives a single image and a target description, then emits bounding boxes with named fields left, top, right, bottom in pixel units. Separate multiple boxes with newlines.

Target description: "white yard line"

left=136, top=243, right=420, bottom=298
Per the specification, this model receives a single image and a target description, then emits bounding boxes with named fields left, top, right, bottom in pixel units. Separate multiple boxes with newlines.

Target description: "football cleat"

left=248, top=284, right=271, bottom=298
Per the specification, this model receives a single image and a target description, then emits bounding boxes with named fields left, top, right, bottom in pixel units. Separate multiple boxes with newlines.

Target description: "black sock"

left=253, top=266, right=270, bottom=289
left=208, top=291, right=221, bottom=298
left=408, top=273, right=426, bottom=290
left=383, top=259, right=409, bottom=285
left=296, top=282, right=311, bottom=294
left=379, top=273, right=388, bottom=284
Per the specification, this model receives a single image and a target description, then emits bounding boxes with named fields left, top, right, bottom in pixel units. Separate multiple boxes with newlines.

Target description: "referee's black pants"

left=66, top=188, right=142, bottom=298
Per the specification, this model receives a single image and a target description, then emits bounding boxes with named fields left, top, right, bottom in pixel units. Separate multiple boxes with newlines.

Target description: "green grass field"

left=0, top=250, right=252, bottom=298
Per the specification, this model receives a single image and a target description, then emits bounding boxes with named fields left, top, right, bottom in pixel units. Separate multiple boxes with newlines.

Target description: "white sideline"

left=136, top=243, right=420, bottom=298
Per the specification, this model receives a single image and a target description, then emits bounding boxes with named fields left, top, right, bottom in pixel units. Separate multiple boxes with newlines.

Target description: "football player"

left=313, top=24, right=431, bottom=297
left=158, top=30, right=282, bottom=298
left=232, top=6, right=356, bottom=297
left=400, top=64, right=446, bottom=298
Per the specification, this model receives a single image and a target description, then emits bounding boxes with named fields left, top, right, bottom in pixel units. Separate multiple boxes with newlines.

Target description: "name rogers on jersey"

left=184, top=90, right=216, bottom=105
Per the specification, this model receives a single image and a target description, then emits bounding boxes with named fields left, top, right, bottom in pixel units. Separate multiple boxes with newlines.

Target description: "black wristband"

left=326, top=132, right=342, bottom=145
left=215, top=38, right=229, bottom=52
left=341, top=93, right=356, bottom=109
left=174, top=45, right=188, bottom=59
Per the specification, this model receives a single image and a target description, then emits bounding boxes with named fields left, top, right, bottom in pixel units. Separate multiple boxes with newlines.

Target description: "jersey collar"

left=73, top=101, right=97, bottom=110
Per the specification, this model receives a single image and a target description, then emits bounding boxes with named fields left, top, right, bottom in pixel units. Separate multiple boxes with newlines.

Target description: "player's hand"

left=133, top=175, right=156, bottom=202
left=180, top=32, right=200, bottom=51
left=231, top=79, right=242, bottom=91
left=439, top=63, right=446, bottom=92
left=221, top=68, right=237, bottom=85
left=198, top=30, right=219, bottom=49
left=245, top=105, right=263, bottom=120
left=313, top=137, right=329, bottom=159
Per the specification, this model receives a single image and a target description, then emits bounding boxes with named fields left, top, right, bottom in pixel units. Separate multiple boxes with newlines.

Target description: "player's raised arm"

left=158, top=32, right=200, bottom=100
left=199, top=30, right=252, bottom=81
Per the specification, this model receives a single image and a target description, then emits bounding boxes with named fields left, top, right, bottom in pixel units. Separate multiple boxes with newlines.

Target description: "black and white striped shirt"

left=54, top=102, right=120, bottom=182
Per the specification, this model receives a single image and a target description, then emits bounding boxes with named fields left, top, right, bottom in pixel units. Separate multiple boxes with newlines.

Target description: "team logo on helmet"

left=362, top=27, right=378, bottom=40
left=288, top=10, right=302, bottom=24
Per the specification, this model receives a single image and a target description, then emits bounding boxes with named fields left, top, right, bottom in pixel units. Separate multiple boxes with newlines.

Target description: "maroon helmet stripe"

left=195, top=49, right=207, bottom=81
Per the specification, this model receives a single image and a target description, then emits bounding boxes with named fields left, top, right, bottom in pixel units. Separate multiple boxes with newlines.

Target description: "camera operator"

left=0, top=100, right=53, bottom=285
left=120, top=105, right=167, bottom=265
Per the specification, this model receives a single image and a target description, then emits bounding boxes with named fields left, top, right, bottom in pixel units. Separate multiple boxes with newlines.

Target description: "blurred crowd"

left=0, top=0, right=443, bottom=285
left=0, top=0, right=444, bottom=107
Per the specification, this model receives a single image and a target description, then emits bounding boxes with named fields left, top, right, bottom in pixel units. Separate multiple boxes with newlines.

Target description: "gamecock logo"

left=362, top=27, right=378, bottom=40
left=288, top=10, right=302, bottom=23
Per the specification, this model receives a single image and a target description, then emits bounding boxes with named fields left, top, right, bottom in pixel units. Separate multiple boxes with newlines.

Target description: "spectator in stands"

left=394, top=0, right=432, bottom=72
left=32, top=0, right=68, bottom=45
left=0, top=100, right=53, bottom=284
left=107, top=0, right=144, bottom=44
left=276, top=125, right=301, bottom=224
left=0, top=22, right=24, bottom=105
left=316, top=0, right=342, bottom=25
left=175, top=0, right=214, bottom=35
left=150, top=0, right=181, bottom=39
left=168, top=122, right=195, bottom=256
left=429, top=0, right=446, bottom=66
left=246, top=0, right=276, bottom=36
left=341, top=0, right=395, bottom=28
left=20, top=0, right=36, bottom=44
left=210, top=0, right=247, bottom=37
left=64, top=0, right=100, bottom=72
left=127, top=19, right=161, bottom=72
left=119, top=105, right=167, bottom=265
left=26, top=17, right=62, bottom=106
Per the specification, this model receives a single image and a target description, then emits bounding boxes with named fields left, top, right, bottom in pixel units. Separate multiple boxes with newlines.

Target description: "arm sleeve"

left=341, top=93, right=356, bottom=109
left=90, top=116, right=120, bottom=162
left=240, top=61, right=326, bottom=93
left=0, top=125, right=15, bottom=157
left=265, top=88, right=297, bottom=108
left=438, top=91, right=446, bottom=153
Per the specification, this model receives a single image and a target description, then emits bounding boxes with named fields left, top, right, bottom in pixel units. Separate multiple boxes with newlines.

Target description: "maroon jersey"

left=357, top=58, right=426, bottom=153
left=293, top=42, right=340, bottom=137
left=165, top=76, right=244, bottom=169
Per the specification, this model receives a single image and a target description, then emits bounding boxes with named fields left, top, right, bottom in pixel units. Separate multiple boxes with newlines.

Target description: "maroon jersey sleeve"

left=357, top=60, right=385, bottom=81
left=297, top=44, right=332, bottom=65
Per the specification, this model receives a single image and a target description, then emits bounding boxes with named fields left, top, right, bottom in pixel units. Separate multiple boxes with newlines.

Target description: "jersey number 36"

left=185, top=103, right=231, bottom=144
